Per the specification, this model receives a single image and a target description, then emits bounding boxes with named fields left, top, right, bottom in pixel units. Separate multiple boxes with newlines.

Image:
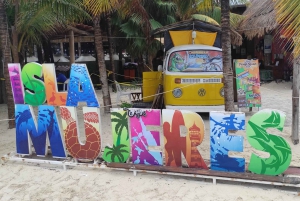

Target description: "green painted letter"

left=246, top=109, right=291, bottom=175
left=21, top=62, right=46, bottom=105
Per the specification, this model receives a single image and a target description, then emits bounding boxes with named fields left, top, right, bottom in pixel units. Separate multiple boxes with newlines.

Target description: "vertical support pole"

left=60, top=42, right=64, bottom=55
left=78, top=37, right=81, bottom=57
left=213, top=178, right=217, bottom=185
left=69, top=30, right=75, bottom=64
left=292, top=54, right=300, bottom=144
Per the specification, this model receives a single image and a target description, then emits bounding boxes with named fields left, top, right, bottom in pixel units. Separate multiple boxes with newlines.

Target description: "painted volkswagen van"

left=142, top=19, right=225, bottom=112
left=162, top=44, right=224, bottom=112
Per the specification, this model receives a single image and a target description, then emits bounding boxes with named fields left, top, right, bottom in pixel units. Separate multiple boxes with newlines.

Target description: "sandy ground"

left=1, top=81, right=300, bottom=201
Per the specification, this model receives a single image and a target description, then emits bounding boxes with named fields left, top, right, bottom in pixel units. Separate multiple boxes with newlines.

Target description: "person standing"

left=56, top=70, right=67, bottom=91
left=152, top=50, right=164, bottom=71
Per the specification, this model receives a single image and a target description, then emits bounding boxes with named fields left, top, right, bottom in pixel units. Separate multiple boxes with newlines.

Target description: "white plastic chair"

left=63, top=79, right=70, bottom=91
left=115, top=81, right=131, bottom=103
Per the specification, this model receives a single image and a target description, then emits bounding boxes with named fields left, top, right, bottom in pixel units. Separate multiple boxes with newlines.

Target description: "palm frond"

left=111, top=112, right=124, bottom=119
left=275, top=0, right=300, bottom=56
left=83, top=0, right=120, bottom=17
left=149, top=19, right=163, bottom=31
left=192, top=14, right=219, bottom=26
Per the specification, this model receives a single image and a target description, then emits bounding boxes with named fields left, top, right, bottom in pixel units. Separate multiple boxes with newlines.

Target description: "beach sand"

left=0, top=81, right=300, bottom=201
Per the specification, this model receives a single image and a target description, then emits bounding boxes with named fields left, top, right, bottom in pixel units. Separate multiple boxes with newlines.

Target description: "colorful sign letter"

left=234, top=59, right=261, bottom=108
left=210, top=112, right=245, bottom=172
left=246, top=109, right=291, bottom=175
left=21, top=62, right=46, bottom=106
left=102, top=109, right=130, bottom=163
left=60, top=106, right=101, bottom=160
left=163, top=110, right=207, bottom=169
left=42, top=63, right=67, bottom=106
left=129, top=109, right=162, bottom=165
left=8, top=63, right=24, bottom=104
left=15, top=104, right=66, bottom=158
left=66, top=64, right=99, bottom=107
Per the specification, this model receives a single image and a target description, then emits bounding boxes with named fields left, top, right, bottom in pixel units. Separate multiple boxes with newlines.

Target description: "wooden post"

left=69, top=30, right=75, bottom=64
left=60, top=42, right=63, bottom=55
left=292, top=55, right=300, bottom=144
left=78, top=37, right=81, bottom=57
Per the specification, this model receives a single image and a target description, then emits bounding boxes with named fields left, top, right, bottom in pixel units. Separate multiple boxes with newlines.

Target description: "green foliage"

left=111, top=111, right=129, bottom=144
left=191, top=14, right=219, bottom=26
left=7, top=0, right=90, bottom=52
left=105, top=144, right=129, bottom=162
left=195, top=6, right=244, bottom=29
left=118, top=0, right=176, bottom=57
left=103, top=110, right=130, bottom=163
left=119, top=102, right=132, bottom=110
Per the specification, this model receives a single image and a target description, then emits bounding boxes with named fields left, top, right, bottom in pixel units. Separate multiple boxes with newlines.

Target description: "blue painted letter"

left=15, top=104, right=66, bottom=158
left=210, top=112, right=245, bottom=172
left=66, top=64, right=99, bottom=107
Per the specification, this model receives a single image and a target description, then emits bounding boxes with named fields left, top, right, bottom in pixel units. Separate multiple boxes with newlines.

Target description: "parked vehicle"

left=142, top=19, right=224, bottom=112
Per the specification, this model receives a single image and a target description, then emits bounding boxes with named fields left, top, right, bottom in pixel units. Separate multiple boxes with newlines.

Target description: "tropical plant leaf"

left=262, top=111, right=281, bottom=128
left=115, top=144, right=128, bottom=149
left=192, top=14, right=219, bottom=26
left=111, top=153, right=116, bottom=161
left=116, top=154, right=122, bottom=162
left=149, top=19, right=163, bottom=30
left=248, top=121, right=270, bottom=142
left=105, top=150, right=113, bottom=156
left=111, top=112, right=124, bottom=119
left=111, top=118, right=121, bottom=123
left=119, top=149, right=129, bottom=153
left=115, top=122, right=122, bottom=135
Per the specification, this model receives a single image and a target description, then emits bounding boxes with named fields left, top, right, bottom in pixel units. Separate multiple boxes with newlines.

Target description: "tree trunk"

left=107, top=15, right=116, bottom=91
left=37, top=45, right=44, bottom=63
left=11, top=26, right=19, bottom=63
left=93, top=17, right=111, bottom=113
left=292, top=55, right=300, bottom=144
left=0, top=1, right=15, bottom=128
left=42, top=39, right=54, bottom=63
left=221, top=0, right=234, bottom=111
left=69, top=30, right=75, bottom=64
left=11, top=0, right=19, bottom=63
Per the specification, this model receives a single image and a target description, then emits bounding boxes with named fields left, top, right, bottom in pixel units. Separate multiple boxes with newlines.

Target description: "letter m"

left=15, top=104, right=66, bottom=158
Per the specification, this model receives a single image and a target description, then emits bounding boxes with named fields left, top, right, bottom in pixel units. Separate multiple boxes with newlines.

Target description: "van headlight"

left=172, top=88, right=182, bottom=98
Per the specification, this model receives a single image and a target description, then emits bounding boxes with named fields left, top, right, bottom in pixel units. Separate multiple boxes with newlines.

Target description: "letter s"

left=21, top=62, right=46, bottom=105
left=246, top=109, right=291, bottom=176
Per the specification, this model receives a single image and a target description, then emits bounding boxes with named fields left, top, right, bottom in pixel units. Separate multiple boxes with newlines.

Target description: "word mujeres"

left=8, top=62, right=291, bottom=176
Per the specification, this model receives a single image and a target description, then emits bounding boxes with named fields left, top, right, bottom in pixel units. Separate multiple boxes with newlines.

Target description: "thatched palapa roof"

left=152, top=19, right=243, bottom=48
left=238, top=0, right=277, bottom=39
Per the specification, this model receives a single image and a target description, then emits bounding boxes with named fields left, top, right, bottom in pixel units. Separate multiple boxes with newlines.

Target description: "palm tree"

left=221, top=0, right=235, bottom=111
left=83, top=0, right=123, bottom=113
left=104, top=144, right=129, bottom=162
left=193, top=0, right=246, bottom=111
left=118, top=0, right=176, bottom=62
left=274, top=0, right=300, bottom=144
left=103, top=110, right=129, bottom=162
left=7, top=0, right=89, bottom=63
left=0, top=0, right=14, bottom=128
left=106, top=14, right=117, bottom=90
left=111, top=111, right=128, bottom=145
left=1, top=0, right=89, bottom=128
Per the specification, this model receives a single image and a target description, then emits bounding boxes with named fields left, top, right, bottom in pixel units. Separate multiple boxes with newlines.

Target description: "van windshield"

left=167, top=50, right=223, bottom=72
